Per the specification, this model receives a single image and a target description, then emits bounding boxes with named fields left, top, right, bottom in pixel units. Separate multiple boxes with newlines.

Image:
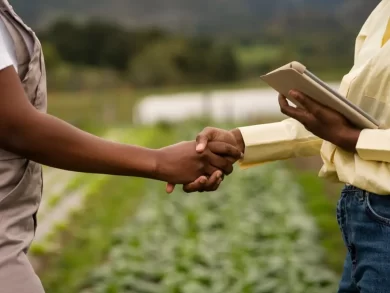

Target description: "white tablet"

left=261, top=61, right=380, bottom=129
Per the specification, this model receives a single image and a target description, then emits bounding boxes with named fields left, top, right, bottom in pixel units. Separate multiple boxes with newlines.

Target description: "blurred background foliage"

left=11, top=0, right=378, bottom=92
left=6, top=0, right=380, bottom=292
left=39, top=17, right=357, bottom=91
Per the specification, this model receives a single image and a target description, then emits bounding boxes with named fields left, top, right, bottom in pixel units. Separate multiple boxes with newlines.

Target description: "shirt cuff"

left=356, top=129, right=390, bottom=162
left=238, top=119, right=321, bottom=168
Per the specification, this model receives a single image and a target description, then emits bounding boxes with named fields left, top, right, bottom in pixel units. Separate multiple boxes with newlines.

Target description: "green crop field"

left=30, top=103, right=345, bottom=292
left=47, top=80, right=267, bottom=129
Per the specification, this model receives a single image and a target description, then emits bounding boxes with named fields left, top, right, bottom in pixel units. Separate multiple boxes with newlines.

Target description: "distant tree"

left=210, top=44, right=240, bottom=82
left=128, top=39, right=186, bottom=87
left=128, top=37, right=240, bottom=87
left=41, top=19, right=170, bottom=72
left=80, top=20, right=132, bottom=71
left=41, top=42, right=62, bottom=70
left=40, top=19, right=85, bottom=64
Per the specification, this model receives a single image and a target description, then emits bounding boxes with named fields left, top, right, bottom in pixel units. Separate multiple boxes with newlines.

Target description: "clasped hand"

left=160, top=90, right=362, bottom=194
left=162, top=127, right=245, bottom=194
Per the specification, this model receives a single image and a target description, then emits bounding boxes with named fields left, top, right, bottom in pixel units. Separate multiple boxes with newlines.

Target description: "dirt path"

left=39, top=169, right=79, bottom=218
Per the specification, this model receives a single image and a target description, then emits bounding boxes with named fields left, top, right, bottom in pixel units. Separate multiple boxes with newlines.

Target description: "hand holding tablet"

left=260, top=61, right=380, bottom=129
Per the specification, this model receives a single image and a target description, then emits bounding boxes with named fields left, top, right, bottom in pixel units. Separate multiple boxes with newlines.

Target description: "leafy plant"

left=81, top=163, right=338, bottom=293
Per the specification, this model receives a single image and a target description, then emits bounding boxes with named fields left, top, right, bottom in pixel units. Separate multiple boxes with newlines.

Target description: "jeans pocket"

left=365, top=193, right=390, bottom=226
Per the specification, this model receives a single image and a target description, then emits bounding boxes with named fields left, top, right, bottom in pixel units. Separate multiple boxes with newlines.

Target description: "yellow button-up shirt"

left=239, top=0, right=390, bottom=195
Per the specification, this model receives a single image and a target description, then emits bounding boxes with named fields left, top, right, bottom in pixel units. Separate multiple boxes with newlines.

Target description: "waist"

left=343, top=184, right=365, bottom=192
left=341, top=184, right=390, bottom=200
left=341, top=184, right=370, bottom=202
left=320, top=143, right=390, bottom=195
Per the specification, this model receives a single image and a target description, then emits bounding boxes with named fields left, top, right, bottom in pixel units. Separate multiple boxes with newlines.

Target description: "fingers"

left=289, top=90, right=322, bottom=115
left=207, top=141, right=242, bottom=160
left=225, top=156, right=237, bottom=165
left=183, top=171, right=223, bottom=193
left=278, top=94, right=306, bottom=120
left=196, top=127, right=216, bottom=153
left=202, top=171, right=224, bottom=192
left=205, top=152, right=234, bottom=175
left=166, top=183, right=176, bottom=194
left=182, top=175, right=208, bottom=193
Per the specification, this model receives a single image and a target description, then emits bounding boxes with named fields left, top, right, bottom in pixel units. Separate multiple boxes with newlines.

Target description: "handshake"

left=154, top=127, right=245, bottom=193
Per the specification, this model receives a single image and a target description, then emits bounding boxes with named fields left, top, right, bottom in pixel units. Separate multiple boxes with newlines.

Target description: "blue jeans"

left=337, top=185, right=390, bottom=293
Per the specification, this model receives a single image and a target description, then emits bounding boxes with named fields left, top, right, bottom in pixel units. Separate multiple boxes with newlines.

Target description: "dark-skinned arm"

left=0, top=66, right=241, bottom=183
left=278, top=90, right=361, bottom=153
left=166, top=127, right=245, bottom=193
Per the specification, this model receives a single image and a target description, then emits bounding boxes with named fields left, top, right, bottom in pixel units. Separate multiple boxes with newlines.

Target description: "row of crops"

left=31, top=128, right=143, bottom=252
left=80, top=164, right=337, bottom=293
left=30, top=122, right=340, bottom=292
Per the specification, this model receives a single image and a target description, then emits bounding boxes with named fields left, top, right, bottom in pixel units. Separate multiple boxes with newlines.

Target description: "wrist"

left=230, top=128, right=245, bottom=154
left=150, top=149, right=164, bottom=181
left=119, top=145, right=162, bottom=180
left=335, top=127, right=361, bottom=153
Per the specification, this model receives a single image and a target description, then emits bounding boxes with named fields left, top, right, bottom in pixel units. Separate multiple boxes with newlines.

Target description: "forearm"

left=334, top=127, right=361, bottom=153
left=2, top=112, right=160, bottom=179
left=231, top=118, right=323, bottom=167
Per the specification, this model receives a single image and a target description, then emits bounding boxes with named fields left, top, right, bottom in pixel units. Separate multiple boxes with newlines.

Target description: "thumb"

left=166, top=183, right=176, bottom=194
left=196, top=129, right=213, bottom=153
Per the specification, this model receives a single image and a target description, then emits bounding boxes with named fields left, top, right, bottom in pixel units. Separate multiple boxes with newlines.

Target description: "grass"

left=79, top=162, right=338, bottom=293
left=48, top=80, right=265, bottom=119
left=236, top=44, right=283, bottom=68
left=48, top=88, right=139, bottom=130
left=46, top=193, right=62, bottom=208
left=314, top=69, right=348, bottom=84
left=39, top=175, right=147, bottom=293
left=235, top=43, right=348, bottom=82
left=35, top=126, right=178, bottom=293
left=32, top=120, right=347, bottom=292
left=40, top=78, right=350, bottom=291
left=47, top=61, right=345, bottom=130
left=295, top=171, right=346, bottom=275
left=38, top=177, right=145, bottom=293
left=63, top=173, right=91, bottom=194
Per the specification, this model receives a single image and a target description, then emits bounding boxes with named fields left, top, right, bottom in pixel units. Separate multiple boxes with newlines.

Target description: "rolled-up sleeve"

left=238, top=118, right=323, bottom=168
left=356, top=129, right=390, bottom=163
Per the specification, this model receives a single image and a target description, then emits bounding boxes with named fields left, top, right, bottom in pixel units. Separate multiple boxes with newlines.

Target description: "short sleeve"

left=0, top=19, right=17, bottom=72
left=0, top=51, right=13, bottom=71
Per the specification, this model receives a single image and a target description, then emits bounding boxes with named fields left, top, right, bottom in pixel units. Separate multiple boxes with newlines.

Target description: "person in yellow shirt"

left=170, top=1, right=390, bottom=292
